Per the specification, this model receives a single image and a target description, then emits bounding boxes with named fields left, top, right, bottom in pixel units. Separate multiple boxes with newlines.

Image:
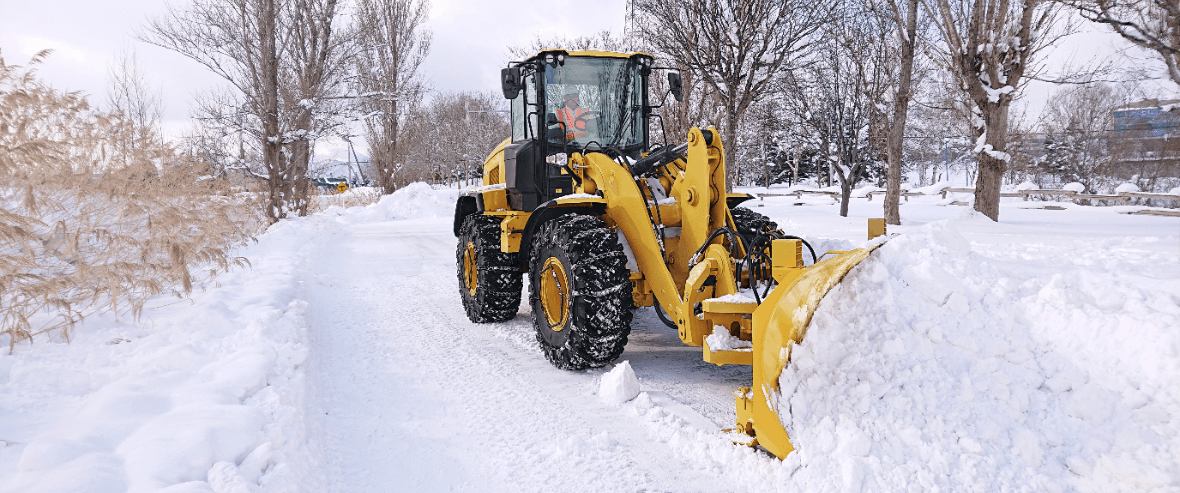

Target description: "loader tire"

left=457, top=214, right=522, bottom=323
left=529, top=213, right=633, bottom=370
left=730, top=206, right=779, bottom=248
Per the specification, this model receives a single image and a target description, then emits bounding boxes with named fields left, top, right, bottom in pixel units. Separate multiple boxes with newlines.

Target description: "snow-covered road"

left=300, top=212, right=751, bottom=491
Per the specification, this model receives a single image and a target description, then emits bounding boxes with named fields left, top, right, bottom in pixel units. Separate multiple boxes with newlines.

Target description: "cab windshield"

left=542, top=57, right=644, bottom=151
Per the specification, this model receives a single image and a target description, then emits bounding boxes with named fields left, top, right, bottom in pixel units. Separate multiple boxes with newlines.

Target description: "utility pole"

left=943, top=137, right=950, bottom=184
left=762, top=141, right=769, bottom=189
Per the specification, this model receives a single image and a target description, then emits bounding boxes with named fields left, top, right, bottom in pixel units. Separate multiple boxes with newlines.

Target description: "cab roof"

left=526, top=49, right=655, bottom=62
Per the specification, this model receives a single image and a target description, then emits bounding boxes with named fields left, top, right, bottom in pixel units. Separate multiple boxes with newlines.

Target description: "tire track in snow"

left=302, top=217, right=736, bottom=492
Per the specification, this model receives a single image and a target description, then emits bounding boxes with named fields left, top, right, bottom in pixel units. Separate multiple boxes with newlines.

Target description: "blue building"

left=1112, top=99, right=1180, bottom=136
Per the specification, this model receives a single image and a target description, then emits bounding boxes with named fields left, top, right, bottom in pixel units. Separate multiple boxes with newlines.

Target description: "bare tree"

left=879, top=0, right=922, bottom=225
left=283, top=0, right=352, bottom=215
left=923, top=0, right=1069, bottom=220
left=106, top=49, right=167, bottom=172
left=354, top=0, right=430, bottom=194
left=400, top=91, right=510, bottom=186
left=507, top=30, right=629, bottom=59
left=1037, top=83, right=1119, bottom=192
left=784, top=10, right=893, bottom=217
left=1062, top=0, right=1180, bottom=87
left=636, top=0, right=828, bottom=187
left=143, top=0, right=349, bottom=223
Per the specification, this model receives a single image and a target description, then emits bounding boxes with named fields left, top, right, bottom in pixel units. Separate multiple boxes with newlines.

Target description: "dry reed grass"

left=1, top=50, right=264, bottom=352
left=308, top=186, right=383, bottom=212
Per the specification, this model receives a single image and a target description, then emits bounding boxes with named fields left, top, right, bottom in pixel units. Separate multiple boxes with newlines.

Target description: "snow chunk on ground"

left=599, top=361, right=641, bottom=405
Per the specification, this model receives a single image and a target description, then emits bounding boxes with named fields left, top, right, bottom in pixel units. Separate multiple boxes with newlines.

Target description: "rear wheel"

left=457, top=214, right=522, bottom=323
left=529, top=214, right=632, bottom=370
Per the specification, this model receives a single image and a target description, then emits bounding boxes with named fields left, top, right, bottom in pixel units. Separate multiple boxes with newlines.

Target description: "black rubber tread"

left=528, top=213, right=633, bottom=370
left=731, top=206, right=780, bottom=248
left=456, top=214, right=523, bottom=323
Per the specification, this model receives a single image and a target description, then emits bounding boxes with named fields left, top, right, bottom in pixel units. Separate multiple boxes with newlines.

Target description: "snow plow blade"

left=736, top=240, right=886, bottom=459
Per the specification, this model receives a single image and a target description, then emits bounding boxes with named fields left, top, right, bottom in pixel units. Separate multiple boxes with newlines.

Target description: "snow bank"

left=851, top=186, right=881, bottom=198
left=776, top=221, right=1180, bottom=492
left=0, top=218, right=320, bottom=493
left=348, top=182, right=462, bottom=222
left=911, top=181, right=952, bottom=195
left=1063, top=182, right=1085, bottom=193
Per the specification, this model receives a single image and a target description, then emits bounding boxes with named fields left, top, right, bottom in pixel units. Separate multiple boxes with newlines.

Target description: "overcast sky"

left=0, top=0, right=1167, bottom=152
left=0, top=0, right=628, bottom=142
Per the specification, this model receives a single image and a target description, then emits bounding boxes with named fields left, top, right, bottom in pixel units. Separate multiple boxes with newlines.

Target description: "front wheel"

left=529, top=214, right=632, bottom=370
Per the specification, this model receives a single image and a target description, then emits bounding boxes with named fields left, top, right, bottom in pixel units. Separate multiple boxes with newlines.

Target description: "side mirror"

left=501, top=67, right=522, bottom=99
left=668, top=72, right=683, bottom=102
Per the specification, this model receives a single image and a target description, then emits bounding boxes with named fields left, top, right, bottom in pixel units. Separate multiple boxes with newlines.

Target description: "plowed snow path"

left=300, top=218, right=755, bottom=492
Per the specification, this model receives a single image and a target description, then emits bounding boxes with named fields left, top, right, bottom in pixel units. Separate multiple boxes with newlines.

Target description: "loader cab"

left=500, top=50, right=654, bottom=211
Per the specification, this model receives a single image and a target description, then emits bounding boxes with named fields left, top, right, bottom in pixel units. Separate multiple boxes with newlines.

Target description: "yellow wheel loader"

left=453, top=50, right=886, bottom=458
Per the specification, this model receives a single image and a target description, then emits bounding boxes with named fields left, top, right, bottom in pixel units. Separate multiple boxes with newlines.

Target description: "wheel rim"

left=462, top=242, right=478, bottom=296
left=539, top=257, right=570, bottom=330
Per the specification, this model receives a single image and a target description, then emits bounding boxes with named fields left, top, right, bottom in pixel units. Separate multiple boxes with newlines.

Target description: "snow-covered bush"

left=0, top=52, right=264, bottom=351
left=1115, top=182, right=1140, bottom=193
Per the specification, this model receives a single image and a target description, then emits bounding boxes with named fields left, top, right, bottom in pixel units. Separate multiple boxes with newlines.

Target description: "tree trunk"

left=838, top=170, right=853, bottom=217
left=973, top=108, right=1010, bottom=220
left=261, top=0, right=283, bottom=224
left=376, top=103, right=401, bottom=195
left=883, top=0, right=919, bottom=226
left=722, top=107, right=740, bottom=190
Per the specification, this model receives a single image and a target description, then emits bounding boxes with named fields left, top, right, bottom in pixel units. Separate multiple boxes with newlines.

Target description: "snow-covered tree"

left=923, top=0, right=1070, bottom=220
left=636, top=0, right=829, bottom=187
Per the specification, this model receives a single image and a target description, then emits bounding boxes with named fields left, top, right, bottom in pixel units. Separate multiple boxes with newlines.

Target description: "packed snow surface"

left=1, top=183, right=1177, bottom=492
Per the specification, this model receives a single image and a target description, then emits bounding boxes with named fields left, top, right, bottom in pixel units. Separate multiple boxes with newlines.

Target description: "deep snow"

left=1, top=182, right=1177, bottom=492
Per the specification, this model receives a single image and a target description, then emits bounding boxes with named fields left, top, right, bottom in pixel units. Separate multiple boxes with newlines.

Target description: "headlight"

left=545, top=54, right=555, bottom=64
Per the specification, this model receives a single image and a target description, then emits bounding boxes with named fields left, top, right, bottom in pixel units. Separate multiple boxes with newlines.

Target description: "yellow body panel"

left=700, top=299, right=756, bottom=315
left=483, top=138, right=511, bottom=186
left=480, top=188, right=509, bottom=211
left=486, top=210, right=528, bottom=253
left=702, top=340, right=753, bottom=366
